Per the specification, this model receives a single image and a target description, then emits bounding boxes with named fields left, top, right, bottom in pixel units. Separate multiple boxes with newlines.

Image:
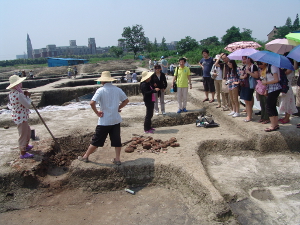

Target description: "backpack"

left=279, top=68, right=289, bottom=94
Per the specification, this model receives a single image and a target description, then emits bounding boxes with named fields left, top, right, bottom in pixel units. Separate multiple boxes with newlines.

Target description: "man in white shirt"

left=78, top=71, right=129, bottom=165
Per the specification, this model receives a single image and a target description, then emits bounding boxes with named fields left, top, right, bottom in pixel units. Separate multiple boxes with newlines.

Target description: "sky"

left=0, top=0, right=299, bottom=61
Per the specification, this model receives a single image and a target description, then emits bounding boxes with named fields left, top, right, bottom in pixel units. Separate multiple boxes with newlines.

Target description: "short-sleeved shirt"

left=267, top=65, right=281, bottom=93
left=174, top=66, right=190, bottom=88
left=91, top=83, right=127, bottom=126
left=200, top=57, right=214, bottom=77
left=132, top=73, right=137, bottom=81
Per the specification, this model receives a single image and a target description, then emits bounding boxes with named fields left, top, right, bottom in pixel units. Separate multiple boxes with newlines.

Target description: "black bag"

left=173, top=81, right=177, bottom=92
left=173, top=67, right=178, bottom=92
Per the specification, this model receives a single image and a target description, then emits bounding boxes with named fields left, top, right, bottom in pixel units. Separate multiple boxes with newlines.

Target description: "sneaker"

left=232, top=113, right=240, bottom=117
left=145, top=129, right=154, bottom=134
left=177, top=109, right=182, bottom=113
left=182, top=108, right=188, bottom=112
left=228, top=111, right=235, bottom=116
left=20, top=153, right=34, bottom=159
left=150, top=128, right=156, bottom=131
left=162, top=111, right=166, bottom=115
left=155, top=111, right=159, bottom=116
left=78, top=156, right=89, bottom=162
left=26, top=145, right=33, bottom=151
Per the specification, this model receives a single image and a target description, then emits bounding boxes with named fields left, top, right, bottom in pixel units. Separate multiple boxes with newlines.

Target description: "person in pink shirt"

left=7, top=75, right=34, bottom=159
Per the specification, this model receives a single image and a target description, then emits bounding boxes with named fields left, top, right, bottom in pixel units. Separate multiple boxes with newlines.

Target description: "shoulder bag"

left=173, top=67, right=178, bottom=92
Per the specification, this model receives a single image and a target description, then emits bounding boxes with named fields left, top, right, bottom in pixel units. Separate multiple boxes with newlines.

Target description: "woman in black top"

left=150, top=64, right=168, bottom=115
left=140, top=71, right=160, bottom=133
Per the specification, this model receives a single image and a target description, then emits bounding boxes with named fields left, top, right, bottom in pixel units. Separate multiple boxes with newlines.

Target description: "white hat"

left=125, top=71, right=131, bottom=75
left=214, top=54, right=221, bottom=60
left=94, top=71, right=116, bottom=82
left=140, top=71, right=153, bottom=82
left=6, top=75, right=26, bottom=89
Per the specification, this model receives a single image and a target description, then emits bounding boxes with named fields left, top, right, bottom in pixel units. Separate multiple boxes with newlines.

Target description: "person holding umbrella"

left=278, top=53, right=298, bottom=124
left=262, top=64, right=282, bottom=132
left=6, top=75, right=34, bottom=159
left=239, top=56, right=259, bottom=122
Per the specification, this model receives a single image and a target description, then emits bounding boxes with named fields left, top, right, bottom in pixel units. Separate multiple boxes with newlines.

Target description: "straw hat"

left=95, top=71, right=116, bottom=82
left=140, top=71, right=153, bottom=82
left=125, top=71, right=131, bottom=75
left=6, top=75, right=26, bottom=89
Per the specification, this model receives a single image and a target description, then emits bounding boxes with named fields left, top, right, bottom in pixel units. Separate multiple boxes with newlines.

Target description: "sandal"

left=203, top=98, right=209, bottom=102
left=209, top=99, right=214, bottom=103
left=112, top=158, right=121, bottom=166
left=264, top=125, right=279, bottom=132
left=261, top=120, right=270, bottom=124
left=216, top=105, right=221, bottom=108
left=297, top=124, right=300, bottom=128
left=78, top=156, right=89, bottom=162
left=258, top=119, right=264, bottom=123
left=280, top=119, right=290, bottom=124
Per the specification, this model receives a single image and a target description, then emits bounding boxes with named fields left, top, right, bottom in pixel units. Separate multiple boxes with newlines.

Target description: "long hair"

left=228, top=60, right=238, bottom=76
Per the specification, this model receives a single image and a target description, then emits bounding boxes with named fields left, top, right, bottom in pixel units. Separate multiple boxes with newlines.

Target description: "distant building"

left=27, top=34, right=33, bottom=59
left=20, top=35, right=109, bottom=59
left=16, top=54, right=28, bottom=59
left=267, top=26, right=278, bottom=41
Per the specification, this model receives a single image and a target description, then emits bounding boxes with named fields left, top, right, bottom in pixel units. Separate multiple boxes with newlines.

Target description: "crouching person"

left=78, top=71, right=129, bottom=165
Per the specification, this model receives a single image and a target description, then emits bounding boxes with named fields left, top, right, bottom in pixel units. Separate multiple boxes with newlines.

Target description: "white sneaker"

left=155, top=112, right=159, bottom=116
left=232, top=113, right=240, bottom=117
left=162, top=111, right=166, bottom=115
left=228, top=111, right=235, bottom=116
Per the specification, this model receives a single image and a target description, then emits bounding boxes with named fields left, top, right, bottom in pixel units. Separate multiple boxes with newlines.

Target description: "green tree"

left=200, top=36, right=220, bottom=46
left=176, top=36, right=199, bottom=54
left=153, top=38, right=159, bottom=52
left=293, top=14, right=299, bottom=29
left=274, top=26, right=292, bottom=39
left=221, top=26, right=242, bottom=45
left=110, top=46, right=124, bottom=58
left=285, top=17, right=292, bottom=27
left=122, top=24, right=147, bottom=59
left=240, top=28, right=253, bottom=41
left=160, top=37, right=168, bottom=51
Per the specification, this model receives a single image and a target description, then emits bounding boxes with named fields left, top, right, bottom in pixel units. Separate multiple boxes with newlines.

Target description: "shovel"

left=31, top=102, right=61, bottom=152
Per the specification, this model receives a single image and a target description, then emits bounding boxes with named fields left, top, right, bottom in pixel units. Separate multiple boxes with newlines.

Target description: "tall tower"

left=27, top=34, right=33, bottom=59
left=88, top=38, right=96, bottom=54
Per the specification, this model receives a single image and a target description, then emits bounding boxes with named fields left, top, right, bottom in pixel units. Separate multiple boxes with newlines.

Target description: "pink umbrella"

left=224, top=41, right=261, bottom=52
left=228, top=48, right=259, bottom=60
left=265, top=38, right=300, bottom=54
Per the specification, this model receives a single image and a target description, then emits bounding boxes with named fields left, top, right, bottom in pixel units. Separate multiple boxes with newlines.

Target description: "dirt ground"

left=1, top=64, right=300, bottom=224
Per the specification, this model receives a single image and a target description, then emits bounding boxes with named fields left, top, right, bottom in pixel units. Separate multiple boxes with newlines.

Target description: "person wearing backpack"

left=240, top=56, right=259, bottom=122
left=262, top=64, right=281, bottom=132
left=278, top=54, right=298, bottom=124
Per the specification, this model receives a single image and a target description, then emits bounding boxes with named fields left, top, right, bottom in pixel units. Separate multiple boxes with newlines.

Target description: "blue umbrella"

left=248, top=51, right=294, bottom=70
left=286, top=45, right=300, bottom=62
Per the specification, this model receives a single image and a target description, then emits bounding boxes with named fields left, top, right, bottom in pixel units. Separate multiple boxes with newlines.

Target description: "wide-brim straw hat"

left=6, top=75, right=26, bottom=89
left=140, top=71, right=153, bottom=82
left=125, top=70, right=131, bottom=75
left=95, top=71, right=116, bottom=82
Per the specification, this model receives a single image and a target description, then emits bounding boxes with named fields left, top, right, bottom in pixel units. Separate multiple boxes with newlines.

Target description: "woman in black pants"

left=140, top=71, right=160, bottom=133
left=150, top=64, right=168, bottom=115
left=262, top=64, right=282, bottom=132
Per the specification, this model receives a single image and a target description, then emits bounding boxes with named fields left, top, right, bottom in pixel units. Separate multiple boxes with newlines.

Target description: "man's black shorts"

left=203, top=77, right=215, bottom=92
left=91, top=123, right=121, bottom=147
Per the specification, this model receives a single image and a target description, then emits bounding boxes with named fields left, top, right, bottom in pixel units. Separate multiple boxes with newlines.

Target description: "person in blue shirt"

left=199, top=49, right=215, bottom=103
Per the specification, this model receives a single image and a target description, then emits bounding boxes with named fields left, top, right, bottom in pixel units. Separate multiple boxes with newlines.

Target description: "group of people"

left=67, top=66, right=78, bottom=79
left=15, top=70, right=34, bottom=79
left=200, top=49, right=300, bottom=132
left=124, top=70, right=138, bottom=83
left=149, top=56, right=169, bottom=74
left=6, top=51, right=300, bottom=163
